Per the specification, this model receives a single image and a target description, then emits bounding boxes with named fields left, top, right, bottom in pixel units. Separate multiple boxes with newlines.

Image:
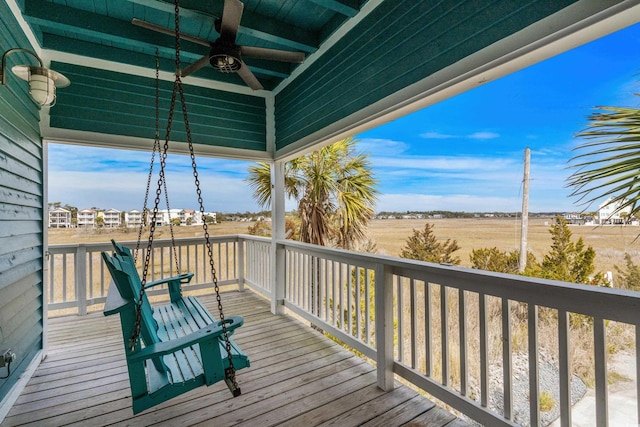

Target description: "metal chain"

left=134, top=50, right=161, bottom=264
left=171, top=0, right=237, bottom=389
left=177, top=80, right=238, bottom=390
left=130, top=61, right=179, bottom=352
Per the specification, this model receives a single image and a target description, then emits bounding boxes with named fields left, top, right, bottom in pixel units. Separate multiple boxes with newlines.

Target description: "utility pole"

left=519, top=148, right=530, bottom=273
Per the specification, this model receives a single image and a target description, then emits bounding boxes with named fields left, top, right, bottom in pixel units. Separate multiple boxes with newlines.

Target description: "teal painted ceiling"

left=3, top=0, right=638, bottom=160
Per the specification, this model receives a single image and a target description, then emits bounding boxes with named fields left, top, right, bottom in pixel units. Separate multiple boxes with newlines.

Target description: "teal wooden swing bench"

left=102, top=241, right=250, bottom=414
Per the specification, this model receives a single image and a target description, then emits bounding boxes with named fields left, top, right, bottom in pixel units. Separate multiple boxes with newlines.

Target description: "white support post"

left=76, top=244, right=87, bottom=316
left=237, top=237, right=245, bottom=292
left=271, top=160, right=286, bottom=315
left=375, top=262, right=394, bottom=391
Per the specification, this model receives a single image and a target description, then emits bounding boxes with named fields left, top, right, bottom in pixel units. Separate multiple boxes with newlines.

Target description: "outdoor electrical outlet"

left=0, top=349, right=16, bottom=368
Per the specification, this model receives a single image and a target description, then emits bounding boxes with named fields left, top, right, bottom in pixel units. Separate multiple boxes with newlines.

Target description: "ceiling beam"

left=127, top=0, right=319, bottom=53
left=22, top=0, right=184, bottom=58
left=307, top=0, right=359, bottom=17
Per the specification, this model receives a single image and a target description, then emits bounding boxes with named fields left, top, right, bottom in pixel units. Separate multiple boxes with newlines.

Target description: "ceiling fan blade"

left=220, top=0, right=243, bottom=42
left=179, top=55, right=211, bottom=78
left=240, top=46, right=305, bottom=63
left=132, top=18, right=211, bottom=47
left=237, top=61, right=263, bottom=90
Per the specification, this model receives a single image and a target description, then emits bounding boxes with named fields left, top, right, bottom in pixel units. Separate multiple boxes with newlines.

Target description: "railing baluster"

left=459, top=288, right=467, bottom=396
left=355, top=266, right=361, bottom=339
left=88, top=250, right=94, bottom=299
left=347, top=264, right=353, bottom=335
left=49, top=254, right=55, bottom=304
left=479, top=292, right=488, bottom=407
left=365, top=267, right=371, bottom=345
left=529, top=304, right=540, bottom=426
left=397, top=275, right=403, bottom=362
left=441, top=285, right=449, bottom=386
left=62, top=253, right=67, bottom=301
left=332, top=260, right=337, bottom=327
left=594, top=316, right=608, bottom=426
left=410, top=278, right=417, bottom=369
left=324, top=259, right=329, bottom=321
left=558, top=309, right=571, bottom=426
left=425, top=282, right=432, bottom=377
left=339, top=262, right=344, bottom=330
left=502, top=298, right=512, bottom=420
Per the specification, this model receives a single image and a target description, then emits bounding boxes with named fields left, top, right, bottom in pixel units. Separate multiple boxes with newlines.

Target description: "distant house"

left=598, top=197, right=632, bottom=224
left=148, top=209, right=184, bottom=226
left=182, top=209, right=204, bottom=225
left=48, top=208, right=71, bottom=228
left=77, top=209, right=97, bottom=228
left=563, top=213, right=585, bottom=225
left=125, top=209, right=143, bottom=228
left=102, top=208, right=121, bottom=228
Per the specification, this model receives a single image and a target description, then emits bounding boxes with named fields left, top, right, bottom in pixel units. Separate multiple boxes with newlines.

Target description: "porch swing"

left=101, top=0, right=249, bottom=415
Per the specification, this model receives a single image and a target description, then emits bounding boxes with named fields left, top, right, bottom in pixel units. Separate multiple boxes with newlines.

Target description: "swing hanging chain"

left=171, top=0, right=238, bottom=388
left=179, top=82, right=238, bottom=390
left=131, top=1, right=239, bottom=394
left=130, top=50, right=178, bottom=352
left=135, top=49, right=161, bottom=264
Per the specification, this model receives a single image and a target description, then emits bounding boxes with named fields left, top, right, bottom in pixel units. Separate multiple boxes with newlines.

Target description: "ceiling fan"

left=133, top=0, right=305, bottom=90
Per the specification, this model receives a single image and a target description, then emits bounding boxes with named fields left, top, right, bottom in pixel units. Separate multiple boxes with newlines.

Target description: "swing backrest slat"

left=101, top=252, right=162, bottom=349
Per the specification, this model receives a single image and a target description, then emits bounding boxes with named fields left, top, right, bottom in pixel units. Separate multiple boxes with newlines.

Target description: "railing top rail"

left=48, top=235, right=241, bottom=251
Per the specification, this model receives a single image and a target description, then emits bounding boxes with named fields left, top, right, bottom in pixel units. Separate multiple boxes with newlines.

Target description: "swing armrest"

left=145, top=272, right=193, bottom=288
left=145, top=272, right=194, bottom=303
left=129, top=316, right=244, bottom=362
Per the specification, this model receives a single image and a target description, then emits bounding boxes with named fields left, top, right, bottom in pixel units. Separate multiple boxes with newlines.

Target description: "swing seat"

left=102, top=242, right=250, bottom=414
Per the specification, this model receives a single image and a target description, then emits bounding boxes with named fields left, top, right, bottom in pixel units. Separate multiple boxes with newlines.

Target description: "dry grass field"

left=49, top=216, right=640, bottom=280
left=366, top=217, right=640, bottom=277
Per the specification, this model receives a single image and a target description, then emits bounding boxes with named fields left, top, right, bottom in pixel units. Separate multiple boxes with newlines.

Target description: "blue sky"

left=48, top=22, right=640, bottom=214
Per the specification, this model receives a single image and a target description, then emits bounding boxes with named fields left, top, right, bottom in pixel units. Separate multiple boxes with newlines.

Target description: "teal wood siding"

left=275, top=0, right=575, bottom=150
left=0, top=0, right=45, bottom=399
left=49, top=63, right=268, bottom=152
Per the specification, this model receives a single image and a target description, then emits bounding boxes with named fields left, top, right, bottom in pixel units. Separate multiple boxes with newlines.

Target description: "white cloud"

left=420, top=131, right=456, bottom=139
left=372, top=155, right=515, bottom=171
left=377, top=193, right=521, bottom=212
left=467, top=132, right=500, bottom=140
left=357, top=138, right=409, bottom=156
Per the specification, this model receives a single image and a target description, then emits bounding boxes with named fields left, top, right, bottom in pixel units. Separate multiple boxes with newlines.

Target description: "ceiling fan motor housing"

left=209, top=40, right=242, bottom=73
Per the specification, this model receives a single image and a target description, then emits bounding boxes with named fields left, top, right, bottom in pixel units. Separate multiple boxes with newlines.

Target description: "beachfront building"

left=77, top=209, right=97, bottom=228
left=598, top=197, right=632, bottom=224
left=182, top=209, right=204, bottom=225
left=125, top=209, right=143, bottom=228
left=48, top=208, right=71, bottom=228
left=146, top=209, right=183, bottom=226
left=102, top=208, right=121, bottom=228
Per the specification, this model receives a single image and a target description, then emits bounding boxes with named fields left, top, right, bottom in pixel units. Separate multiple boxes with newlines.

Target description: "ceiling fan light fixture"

left=210, top=53, right=242, bottom=73
left=209, top=41, right=242, bottom=73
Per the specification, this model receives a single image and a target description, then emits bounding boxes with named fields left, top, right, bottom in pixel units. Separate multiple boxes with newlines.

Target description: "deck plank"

left=2, top=290, right=469, bottom=427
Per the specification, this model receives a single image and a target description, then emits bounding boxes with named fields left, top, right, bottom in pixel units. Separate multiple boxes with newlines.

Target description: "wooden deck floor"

left=2, top=290, right=469, bottom=427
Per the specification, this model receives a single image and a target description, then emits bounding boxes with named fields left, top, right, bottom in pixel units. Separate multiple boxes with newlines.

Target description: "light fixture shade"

left=28, top=73, right=56, bottom=106
left=11, top=65, right=70, bottom=107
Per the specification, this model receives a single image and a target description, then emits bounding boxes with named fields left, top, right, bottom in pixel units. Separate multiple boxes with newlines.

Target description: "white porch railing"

left=47, top=235, right=640, bottom=426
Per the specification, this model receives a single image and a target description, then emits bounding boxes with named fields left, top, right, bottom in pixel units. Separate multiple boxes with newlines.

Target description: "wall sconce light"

left=1, top=48, right=70, bottom=107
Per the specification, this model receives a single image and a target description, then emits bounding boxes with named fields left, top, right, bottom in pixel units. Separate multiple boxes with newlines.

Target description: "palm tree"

left=567, top=97, right=640, bottom=219
left=246, top=137, right=378, bottom=250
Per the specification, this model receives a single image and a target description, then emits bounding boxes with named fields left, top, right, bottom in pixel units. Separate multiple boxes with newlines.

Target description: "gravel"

left=464, top=352, right=587, bottom=426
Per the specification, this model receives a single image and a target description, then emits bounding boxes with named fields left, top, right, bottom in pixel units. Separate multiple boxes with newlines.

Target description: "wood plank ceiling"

left=5, top=0, right=640, bottom=160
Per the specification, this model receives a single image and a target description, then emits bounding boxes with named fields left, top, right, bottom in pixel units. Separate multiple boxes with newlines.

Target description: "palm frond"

left=567, top=96, right=640, bottom=217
